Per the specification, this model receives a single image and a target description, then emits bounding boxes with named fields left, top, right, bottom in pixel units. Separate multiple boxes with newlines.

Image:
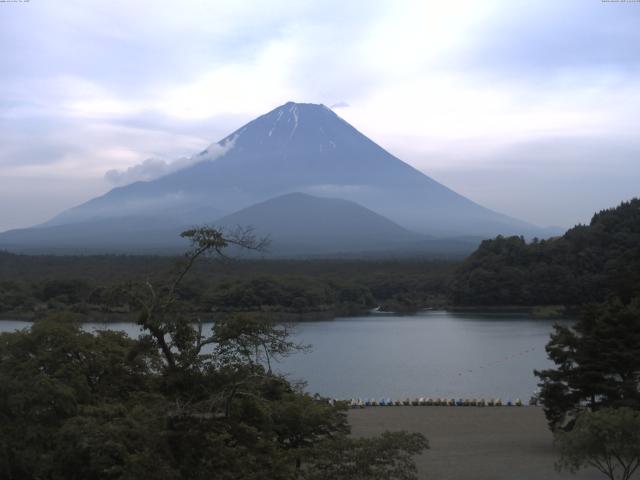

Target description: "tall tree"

left=535, top=298, right=640, bottom=429
left=1, top=227, right=428, bottom=479
left=451, top=198, right=640, bottom=307
left=555, top=408, right=640, bottom=480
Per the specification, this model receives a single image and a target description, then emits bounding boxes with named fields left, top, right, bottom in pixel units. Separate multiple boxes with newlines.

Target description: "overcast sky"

left=1, top=0, right=639, bottom=231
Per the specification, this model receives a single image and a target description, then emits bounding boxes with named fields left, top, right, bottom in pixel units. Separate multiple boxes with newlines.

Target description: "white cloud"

left=1, top=0, right=639, bottom=230
left=154, top=40, right=302, bottom=119
left=104, top=157, right=179, bottom=185
left=104, top=139, right=235, bottom=186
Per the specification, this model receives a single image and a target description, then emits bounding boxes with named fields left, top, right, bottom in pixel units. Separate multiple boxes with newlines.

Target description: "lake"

left=0, top=310, right=564, bottom=401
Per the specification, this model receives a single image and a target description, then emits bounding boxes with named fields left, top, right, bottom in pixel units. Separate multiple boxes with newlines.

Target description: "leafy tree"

left=451, top=198, right=640, bottom=306
left=0, top=227, right=429, bottom=479
left=535, top=298, right=640, bottom=429
left=303, top=431, right=429, bottom=480
left=212, top=313, right=305, bottom=374
left=125, top=226, right=269, bottom=370
left=36, top=279, right=91, bottom=304
left=0, top=315, right=159, bottom=480
left=0, top=250, right=456, bottom=319
left=555, top=408, right=640, bottom=480
left=270, top=393, right=350, bottom=471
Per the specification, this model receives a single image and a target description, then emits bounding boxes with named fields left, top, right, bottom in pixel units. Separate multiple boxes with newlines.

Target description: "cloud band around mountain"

left=104, top=141, right=234, bottom=186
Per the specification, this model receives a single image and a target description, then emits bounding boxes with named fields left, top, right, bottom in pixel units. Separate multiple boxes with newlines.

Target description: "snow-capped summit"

left=8, top=101, right=545, bottom=253
left=214, top=101, right=348, bottom=153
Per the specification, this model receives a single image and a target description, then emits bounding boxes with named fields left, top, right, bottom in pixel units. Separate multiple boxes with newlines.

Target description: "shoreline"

left=0, top=305, right=576, bottom=323
left=349, top=407, right=602, bottom=480
left=0, top=309, right=359, bottom=323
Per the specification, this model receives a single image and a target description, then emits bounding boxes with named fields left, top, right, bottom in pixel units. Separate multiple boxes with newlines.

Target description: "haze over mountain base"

left=0, top=102, right=556, bottom=256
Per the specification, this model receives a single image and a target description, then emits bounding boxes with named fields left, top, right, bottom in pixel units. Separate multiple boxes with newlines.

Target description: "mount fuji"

left=0, top=101, right=547, bottom=255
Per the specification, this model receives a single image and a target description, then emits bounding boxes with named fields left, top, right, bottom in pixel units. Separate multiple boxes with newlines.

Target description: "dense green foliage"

left=0, top=228, right=428, bottom=479
left=451, top=199, right=640, bottom=306
left=0, top=253, right=454, bottom=318
left=0, top=317, right=347, bottom=479
left=303, top=431, right=429, bottom=480
left=535, top=298, right=640, bottom=430
left=555, top=408, right=640, bottom=480
left=3, top=199, right=640, bottom=315
left=207, top=276, right=375, bottom=315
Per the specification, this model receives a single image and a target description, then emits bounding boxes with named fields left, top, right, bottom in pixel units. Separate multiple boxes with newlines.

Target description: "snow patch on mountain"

left=59, top=100, right=542, bottom=239
left=289, top=103, right=299, bottom=138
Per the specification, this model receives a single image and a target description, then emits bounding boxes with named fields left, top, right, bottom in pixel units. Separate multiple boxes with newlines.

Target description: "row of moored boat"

left=347, top=397, right=527, bottom=408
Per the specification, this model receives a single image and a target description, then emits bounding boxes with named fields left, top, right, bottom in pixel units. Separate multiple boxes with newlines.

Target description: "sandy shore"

left=348, top=406, right=608, bottom=480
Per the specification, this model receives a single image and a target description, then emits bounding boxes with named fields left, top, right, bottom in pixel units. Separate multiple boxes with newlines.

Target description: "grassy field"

left=349, top=407, right=606, bottom=480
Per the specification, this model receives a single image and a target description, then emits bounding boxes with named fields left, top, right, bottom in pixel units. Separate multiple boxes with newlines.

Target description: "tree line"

left=0, top=254, right=454, bottom=319
left=451, top=199, right=640, bottom=306
left=0, top=227, right=429, bottom=480
left=445, top=200, right=640, bottom=479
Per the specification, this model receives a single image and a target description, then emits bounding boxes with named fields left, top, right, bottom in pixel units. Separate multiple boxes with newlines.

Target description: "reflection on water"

left=0, top=311, right=567, bottom=400
left=276, top=311, right=567, bottom=400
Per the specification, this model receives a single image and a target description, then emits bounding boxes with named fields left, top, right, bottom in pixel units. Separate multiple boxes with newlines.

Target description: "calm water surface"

left=0, top=311, right=565, bottom=400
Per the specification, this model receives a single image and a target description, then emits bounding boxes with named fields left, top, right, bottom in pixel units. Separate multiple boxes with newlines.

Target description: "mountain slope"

left=0, top=216, right=190, bottom=254
left=42, top=101, right=541, bottom=238
left=0, top=193, right=481, bottom=256
left=216, top=192, right=422, bottom=254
